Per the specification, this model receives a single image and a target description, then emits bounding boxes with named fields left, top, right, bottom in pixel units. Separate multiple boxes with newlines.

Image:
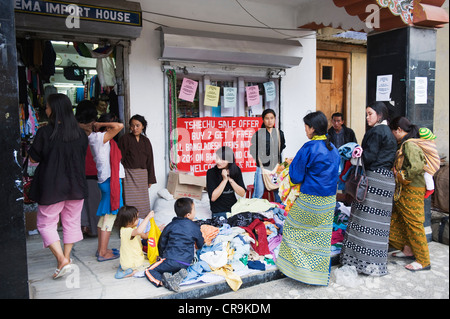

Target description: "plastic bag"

left=332, top=265, right=364, bottom=288
left=147, top=218, right=161, bottom=264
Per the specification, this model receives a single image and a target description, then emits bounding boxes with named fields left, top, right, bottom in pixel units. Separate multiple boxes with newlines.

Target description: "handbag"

left=258, top=128, right=281, bottom=191
left=147, top=217, right=161, bottom=264
left=345, top=157, right=369, bottom=202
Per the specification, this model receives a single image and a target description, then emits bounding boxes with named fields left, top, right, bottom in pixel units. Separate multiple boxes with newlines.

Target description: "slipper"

left=391, top=251, right=415, bottom=260
left=405, top=261, right=431, bottom=272
left=96, top=248, right=119, bottom=258
left=53, top=263, right=72, bottom=279
left=115, top=266, right=133, bottom=279
left=97, top=254, right=120, bottom=262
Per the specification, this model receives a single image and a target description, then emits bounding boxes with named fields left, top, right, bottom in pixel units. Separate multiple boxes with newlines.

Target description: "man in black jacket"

left=327, top=112, right=357, bottom=149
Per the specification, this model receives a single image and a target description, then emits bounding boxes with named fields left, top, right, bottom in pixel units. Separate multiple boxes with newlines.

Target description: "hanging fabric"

left=73, top=42, right=114, bottom=58
left=166, top=69, right=178, bottom=170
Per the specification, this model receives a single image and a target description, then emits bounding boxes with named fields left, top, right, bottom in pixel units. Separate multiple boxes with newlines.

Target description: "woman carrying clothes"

left=340, top=102, right=397, bottom=276
left=118, top=114, right=156, bottom=223
left=249, top=109, right=286, bottom=202
left=389, top=117, right=433, bottom=272
left=206, top=146, right=246, bottom=219
left=89, top=113, right=125, bottom=261
left=29, top=93, right=88, bottom=279
left=276, top=111, right=340, bottom=286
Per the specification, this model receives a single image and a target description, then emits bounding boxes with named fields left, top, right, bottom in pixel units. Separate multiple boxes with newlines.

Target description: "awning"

left=158, top=27, right=303, bottom=68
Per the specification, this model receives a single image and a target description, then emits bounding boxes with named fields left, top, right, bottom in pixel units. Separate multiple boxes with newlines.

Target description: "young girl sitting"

left=114, top=206, right=154, bottom=279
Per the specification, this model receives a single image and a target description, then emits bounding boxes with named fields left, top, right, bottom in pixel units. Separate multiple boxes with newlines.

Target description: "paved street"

left=210, top=241, right=449, bottom=299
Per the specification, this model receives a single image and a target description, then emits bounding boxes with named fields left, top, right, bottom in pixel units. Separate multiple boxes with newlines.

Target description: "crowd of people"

left=28, top=93, right=439, bottom=289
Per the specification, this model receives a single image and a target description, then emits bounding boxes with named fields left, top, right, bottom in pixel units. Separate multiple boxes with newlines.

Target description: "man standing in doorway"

left=327, top=112, right=357, bottom=149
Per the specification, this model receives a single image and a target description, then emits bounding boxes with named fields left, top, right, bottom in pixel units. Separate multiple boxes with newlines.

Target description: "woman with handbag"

left=389, top=117, right=435, bottom=272
left=275, top=111, right=340, bottom=286
left=249, top=109, right=286, bottom=202
left=29, top=93, right=88, bottom=279
left=340, top=102, right=397, bottom=276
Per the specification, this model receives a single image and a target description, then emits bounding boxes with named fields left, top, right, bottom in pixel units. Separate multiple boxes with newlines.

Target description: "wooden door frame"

left=316, top=50, right=351, bottom=126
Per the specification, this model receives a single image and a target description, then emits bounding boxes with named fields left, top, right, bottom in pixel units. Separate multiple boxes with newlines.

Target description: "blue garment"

left=289, top=140, right=340, bottom=197
left=158, top=217, right=204, bottom=265
left=252, top=166, right=281, bottom=202
left=97, top=178, right=123, bottom=216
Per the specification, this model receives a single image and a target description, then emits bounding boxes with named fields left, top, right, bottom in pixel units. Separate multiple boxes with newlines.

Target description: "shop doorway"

left=316, top=50, right=350, bottom=126
left=17, top=37, right=128, bottom=235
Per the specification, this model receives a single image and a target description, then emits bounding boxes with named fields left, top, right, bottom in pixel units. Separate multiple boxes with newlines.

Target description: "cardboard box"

left=167, top=171, right=206, bottom=200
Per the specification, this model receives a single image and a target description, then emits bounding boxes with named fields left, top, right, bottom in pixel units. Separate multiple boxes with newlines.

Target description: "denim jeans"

left=252, top=166, right=281, bottom=203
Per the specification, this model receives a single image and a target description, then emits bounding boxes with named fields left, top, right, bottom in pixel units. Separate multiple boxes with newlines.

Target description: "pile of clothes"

left=331, top=202, right=351, bottom=256
left=181, top=198, right=286, bottom=291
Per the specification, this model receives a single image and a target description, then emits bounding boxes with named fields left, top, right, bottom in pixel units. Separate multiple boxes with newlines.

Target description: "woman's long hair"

left=303, top=111, right=333, bottom=150
left=47, top=93, right=82, bottom=142
left=215, top=146, right=240, bottom=179
left=389, top=116, right=420, bottom=143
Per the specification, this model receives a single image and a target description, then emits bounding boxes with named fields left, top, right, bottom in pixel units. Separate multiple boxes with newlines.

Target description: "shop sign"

left=14, top=0, right=142, bottom=26
left=173, top=117, right=263, bottom=176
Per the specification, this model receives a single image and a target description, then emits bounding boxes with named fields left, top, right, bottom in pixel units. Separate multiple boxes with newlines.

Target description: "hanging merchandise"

left=96, top=56, right=116, bottom=87
left=73, top=42, right=114, bottom=58
left=64, top=62, right=86, bottom=81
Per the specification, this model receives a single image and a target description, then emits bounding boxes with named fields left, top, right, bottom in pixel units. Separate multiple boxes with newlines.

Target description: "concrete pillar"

left=0, top=1, right=29, bottom=298
left=366, top=26, right=436, bottom=241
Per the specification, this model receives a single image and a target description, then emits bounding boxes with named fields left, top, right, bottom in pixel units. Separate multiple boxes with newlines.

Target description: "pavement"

left=26, top=226, right=449, bottom=299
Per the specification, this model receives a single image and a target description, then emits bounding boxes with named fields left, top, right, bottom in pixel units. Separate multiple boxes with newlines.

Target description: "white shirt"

left=88, top=132, right=125, bottom=183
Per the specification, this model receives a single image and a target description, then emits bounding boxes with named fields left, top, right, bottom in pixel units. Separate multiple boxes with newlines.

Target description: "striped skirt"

left=389, top=185, right=430, bottom=267
left=123, top=168, right=151, bottom=219
left=340, top=168, right=395, bottom=276
left=276, top=192, right=336, bottom=286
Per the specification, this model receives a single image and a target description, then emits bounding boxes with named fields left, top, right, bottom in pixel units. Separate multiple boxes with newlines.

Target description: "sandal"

left=97, top=254, right=120, bottom=262
left=53, top=263, right=72, bottom=279
left=405, top=261, right=431, bottom=272
left=391, top=250, right=415, bottom=260
left=96, top=248, right=119, bottom=258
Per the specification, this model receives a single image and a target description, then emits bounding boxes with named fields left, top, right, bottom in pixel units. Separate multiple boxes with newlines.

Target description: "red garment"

left=109, top=139, right=122, bottom=211
left=85, top=145, right=98, bottom=176
left=241, top=219, right=273, bottom=255
left=339, top=160, right=353, bottom=182
left=331, top=229, right=345, bottom=245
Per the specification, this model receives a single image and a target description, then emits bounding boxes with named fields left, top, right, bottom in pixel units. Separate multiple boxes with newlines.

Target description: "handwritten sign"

left=178, top=78, right=198, bottom=102
left=172, top=117, right=263, bottom=176
left=415, top=77, right=428, bottom=104
left=246, top=85, right=260, bottom=106
left=223, top=87, right=237, bottom=108
left=263, top=81, right=276, bottom=102
left=376, top=74, right=392, bottom=102
left=204, top=85, right=220, bottom=107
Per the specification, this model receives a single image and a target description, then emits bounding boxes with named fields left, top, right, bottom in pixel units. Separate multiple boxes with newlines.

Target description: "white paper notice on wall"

left=415, top=77, right=428, bottom=104
left=376, top=74, right=392, bottom=101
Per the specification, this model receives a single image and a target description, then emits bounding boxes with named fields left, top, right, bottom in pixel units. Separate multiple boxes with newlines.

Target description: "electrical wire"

left=141, top=8, right=316, bottom=39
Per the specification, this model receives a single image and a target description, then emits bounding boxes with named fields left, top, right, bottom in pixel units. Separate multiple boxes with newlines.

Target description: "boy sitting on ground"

left=145, top=197, right=204, bottom=292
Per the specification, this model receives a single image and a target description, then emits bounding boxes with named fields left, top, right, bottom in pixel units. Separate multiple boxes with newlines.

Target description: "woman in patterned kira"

left=340, top=102, right=397, bottom=276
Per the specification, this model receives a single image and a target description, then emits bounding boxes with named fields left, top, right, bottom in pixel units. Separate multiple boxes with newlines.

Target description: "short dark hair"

left=331, top=112, right=344, bottom=120
left=174, top=197, right=193, bottom=217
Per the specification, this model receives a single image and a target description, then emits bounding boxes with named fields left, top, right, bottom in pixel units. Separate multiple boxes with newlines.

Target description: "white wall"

left=128, top=0, right=316, bottom=205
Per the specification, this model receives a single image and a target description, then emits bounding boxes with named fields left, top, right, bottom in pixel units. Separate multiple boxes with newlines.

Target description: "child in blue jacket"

left=145, top=197, right=204, bottom=292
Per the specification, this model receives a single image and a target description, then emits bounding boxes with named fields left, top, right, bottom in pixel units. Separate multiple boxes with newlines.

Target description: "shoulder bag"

left=345, top=157, right=368, bottom=202
left=259, top=128, right=281, bottom=191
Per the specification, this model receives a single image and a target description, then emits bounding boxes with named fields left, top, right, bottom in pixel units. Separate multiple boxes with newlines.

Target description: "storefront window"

left=166, top=69, right=279, bottom=175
